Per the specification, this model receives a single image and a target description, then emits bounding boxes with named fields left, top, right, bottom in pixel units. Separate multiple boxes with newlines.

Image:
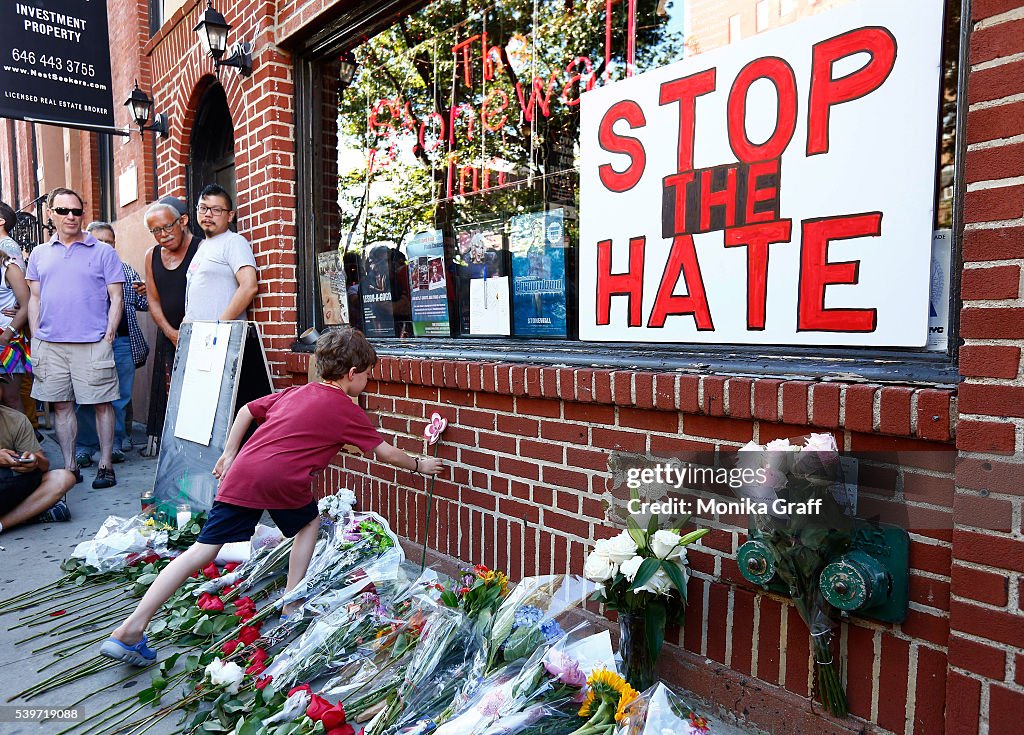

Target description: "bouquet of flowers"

left=616, top=682, right=710, bottom=735
left=734, top=433, right=854, bottom=717
left=583, top=509, right=708, bottom=691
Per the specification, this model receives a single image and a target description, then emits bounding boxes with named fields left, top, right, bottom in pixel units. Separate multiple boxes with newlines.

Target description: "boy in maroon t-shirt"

left=100, top=327, right=444, bottom=665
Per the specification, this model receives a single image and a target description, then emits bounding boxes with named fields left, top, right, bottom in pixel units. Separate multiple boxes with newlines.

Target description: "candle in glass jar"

left=176, top=503, right=192, bottom=530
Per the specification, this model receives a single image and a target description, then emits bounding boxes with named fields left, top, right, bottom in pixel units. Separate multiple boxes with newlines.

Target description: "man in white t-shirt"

left=184, top=185, right=258, bottom=322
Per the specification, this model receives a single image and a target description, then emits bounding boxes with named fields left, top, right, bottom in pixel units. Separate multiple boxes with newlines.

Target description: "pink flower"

left=423, top=412, right=448, bottom=446
left=544, top=652, right=587, bottom=687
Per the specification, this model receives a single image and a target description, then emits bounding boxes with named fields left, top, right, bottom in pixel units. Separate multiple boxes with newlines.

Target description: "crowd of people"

left=0, top=183, right=259, bottom=536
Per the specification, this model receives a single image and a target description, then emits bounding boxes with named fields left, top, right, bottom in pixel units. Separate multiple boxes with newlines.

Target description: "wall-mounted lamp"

left=337, top=49, right=359, bottom=94
left=124, top=81, right=169, bottom=138
left=193, top=0, right=253, bottom=77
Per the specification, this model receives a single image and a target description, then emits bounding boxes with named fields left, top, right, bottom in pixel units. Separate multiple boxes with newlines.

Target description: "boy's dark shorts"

left=196, top=500, right=319, bottom=545
left=0, top=468, right=44, bottom=516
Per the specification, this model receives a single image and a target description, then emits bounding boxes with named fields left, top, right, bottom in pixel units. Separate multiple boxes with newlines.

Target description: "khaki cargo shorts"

left=30, top=339, right=120, bottom=405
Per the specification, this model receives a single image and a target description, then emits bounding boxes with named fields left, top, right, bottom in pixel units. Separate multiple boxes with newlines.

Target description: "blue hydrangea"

left=513, top=604, right=544, bottom=629
left=540, top=618, right=564, bottom=642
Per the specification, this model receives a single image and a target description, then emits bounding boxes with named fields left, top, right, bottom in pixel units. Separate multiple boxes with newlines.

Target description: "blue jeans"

left=77, top=336, right=135, bottom=454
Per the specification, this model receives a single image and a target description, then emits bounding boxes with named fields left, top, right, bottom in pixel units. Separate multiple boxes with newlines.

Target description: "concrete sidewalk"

left=0, top=426, right=180, bottom=735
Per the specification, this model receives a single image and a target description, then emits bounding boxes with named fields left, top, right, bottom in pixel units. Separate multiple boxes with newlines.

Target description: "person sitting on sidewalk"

left=75, top=222, right=149, bottom=468
left=0, top=375, right=77, bottom=533
left=100, top=326, right=446, bottom=665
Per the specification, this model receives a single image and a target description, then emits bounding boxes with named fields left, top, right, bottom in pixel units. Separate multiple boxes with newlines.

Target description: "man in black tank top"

left=141, top=198, right=199, bottom=455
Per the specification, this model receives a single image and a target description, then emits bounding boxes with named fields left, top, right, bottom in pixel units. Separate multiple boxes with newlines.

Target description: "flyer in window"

left=360, top=244, right=397, bottom=337
left=509, top=208, right=567, bottom=337
left=406, top=229, right=451, bottom=336
left=458, top=227, right=510, bottom=335
left=317, top=250, right=349, bottom=325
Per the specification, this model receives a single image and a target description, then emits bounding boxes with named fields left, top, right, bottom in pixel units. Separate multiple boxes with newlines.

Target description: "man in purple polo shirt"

left=27, top=187, right=125, bottom=489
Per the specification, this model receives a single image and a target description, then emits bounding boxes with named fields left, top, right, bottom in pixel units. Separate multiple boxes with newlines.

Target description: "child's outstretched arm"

left=213, top=405, right=255, bottom=480
left=372, top=441, right=445, bottom=476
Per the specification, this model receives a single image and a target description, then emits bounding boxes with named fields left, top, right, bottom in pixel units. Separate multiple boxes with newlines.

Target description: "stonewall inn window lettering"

left=298, top=0, right=963, bottom=379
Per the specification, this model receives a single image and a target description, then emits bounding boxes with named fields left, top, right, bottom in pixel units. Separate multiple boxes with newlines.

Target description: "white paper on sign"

left=469, top=276, right=511, bottom=335
left=173, top=322, right=232, bottom=445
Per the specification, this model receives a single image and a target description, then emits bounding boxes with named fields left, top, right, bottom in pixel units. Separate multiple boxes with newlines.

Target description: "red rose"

left=238, top=626, right=261, bottom=645
left=197, top=592, right=216, bottom=609
left=222, top=639, right=241, bottom=656
left=205, top=597, right=225, bottom=613
left=248, top=648, right=269, bottom=665
left=326, top=726, right=355, bottom=735
left=201, top=563, right=221, bottom=580
left=236, top=608, right=255, bottom=622
left=245, top=661, right=266, bottom=676
left=142, top=553, right=161, bottom=565
left=306, top=694, right=332, bottom=721
left=235, top=596, right=256, bottom=609
left=321, top=703, right=348, bottom=729
left=255, top=675, right=272, bottom=690
left=224, top=562, right=241, bottom=572
left=287, top=683, right=312, bottom=698
left=222, top=583, right=238, bottom=594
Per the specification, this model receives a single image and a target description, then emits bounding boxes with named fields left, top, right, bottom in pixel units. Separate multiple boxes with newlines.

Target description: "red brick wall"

left=947, top=2, right=1024, bottom=733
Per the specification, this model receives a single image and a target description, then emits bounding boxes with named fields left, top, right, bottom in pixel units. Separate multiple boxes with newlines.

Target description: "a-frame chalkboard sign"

left=152, top=321, right=273, bottom=514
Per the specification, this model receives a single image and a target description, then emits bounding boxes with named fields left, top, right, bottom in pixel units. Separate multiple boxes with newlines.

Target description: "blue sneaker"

left=99, top=634, right=157, bottom=666
left=34, top=500, right=70, bottom=523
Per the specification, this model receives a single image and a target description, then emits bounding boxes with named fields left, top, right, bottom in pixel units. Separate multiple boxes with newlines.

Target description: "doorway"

left=187, top=82, right=236, bottom=222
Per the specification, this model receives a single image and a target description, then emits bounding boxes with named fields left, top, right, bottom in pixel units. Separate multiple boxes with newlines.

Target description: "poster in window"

left=509, top=209, right=567, bottom=337
left=317, top=251, right=348, bottom=326
left=458, top=228, right=510, bottom=336
left=360, top=245, right=398, bottom=337
left=406, top=230, right=451, bottom=336
left=927, top=229, right=951, bottom=352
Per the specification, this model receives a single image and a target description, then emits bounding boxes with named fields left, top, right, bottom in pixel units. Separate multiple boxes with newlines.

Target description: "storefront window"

left=308, top=0, right=961, bottom=363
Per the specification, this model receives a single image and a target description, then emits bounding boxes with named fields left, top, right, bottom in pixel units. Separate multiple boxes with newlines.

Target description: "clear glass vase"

left=618, top=612, right=657, bottom=692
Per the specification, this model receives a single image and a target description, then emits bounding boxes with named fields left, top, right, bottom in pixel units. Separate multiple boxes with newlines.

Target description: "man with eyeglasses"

left=184, top=184, right=258, bottom=324
left=26, top=188, right=124, bottom=489
left=140, top=197, right=199, bottom=457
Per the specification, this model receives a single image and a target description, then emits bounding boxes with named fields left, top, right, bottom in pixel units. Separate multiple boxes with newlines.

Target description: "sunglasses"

left=52, top=207, right=84, bottom=217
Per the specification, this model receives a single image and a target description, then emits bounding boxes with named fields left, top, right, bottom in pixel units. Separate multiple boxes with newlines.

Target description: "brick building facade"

left=3, top=1, right=1024, bottom=733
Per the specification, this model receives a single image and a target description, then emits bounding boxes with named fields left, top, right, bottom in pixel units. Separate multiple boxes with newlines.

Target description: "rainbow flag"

left=0, top=330, right=31, bottom=373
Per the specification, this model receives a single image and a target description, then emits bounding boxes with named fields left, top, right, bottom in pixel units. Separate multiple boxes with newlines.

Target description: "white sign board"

left=174, top=321, right=232, bottom=445
left=579, top=0, right=945, bottom=346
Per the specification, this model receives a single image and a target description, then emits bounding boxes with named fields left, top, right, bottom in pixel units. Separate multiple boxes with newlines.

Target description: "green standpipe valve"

left=820, top=550, right=891, bottom=611
left=737, top=540, right=776, bottom=586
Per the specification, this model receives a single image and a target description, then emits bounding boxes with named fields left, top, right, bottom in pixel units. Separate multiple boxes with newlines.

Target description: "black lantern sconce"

left=337, top=49, right=359, bottom=94
left=193, top=0, right=253, bottom=77
left=124, top=81, right=169, bottom=138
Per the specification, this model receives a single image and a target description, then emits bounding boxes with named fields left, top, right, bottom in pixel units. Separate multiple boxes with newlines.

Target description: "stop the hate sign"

left=579, top=0, right=945, bottom=347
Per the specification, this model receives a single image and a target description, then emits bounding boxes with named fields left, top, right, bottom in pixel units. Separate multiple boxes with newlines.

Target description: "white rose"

left=604, top=531, right=638, bottom=564
left=765, top=438, right=798, bottom=452
left=650, top=529, right=684, bottom=560
left=803, top=433, right=838, bottom=454
left=619, top=555, right=645, bottom=582
left=205, top=658, right=244, bottom=694
left=637, top=568, right=673, bottom=596
left=739, top=440, right=763, bottom=453
left=584, top=548, right=618, bottom=582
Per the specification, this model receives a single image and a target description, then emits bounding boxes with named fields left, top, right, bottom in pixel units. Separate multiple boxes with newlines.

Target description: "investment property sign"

left=0, top=0, right=116, bottom=131
left=579, top=0, right=945, bottom=347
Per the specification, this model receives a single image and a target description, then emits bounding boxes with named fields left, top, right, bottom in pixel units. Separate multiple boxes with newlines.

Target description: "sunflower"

left=577, top=668, right=640, bottom=723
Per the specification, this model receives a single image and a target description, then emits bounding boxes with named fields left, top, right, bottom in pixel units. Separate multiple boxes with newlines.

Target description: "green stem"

left=419, top=440, right=441, bottom=572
